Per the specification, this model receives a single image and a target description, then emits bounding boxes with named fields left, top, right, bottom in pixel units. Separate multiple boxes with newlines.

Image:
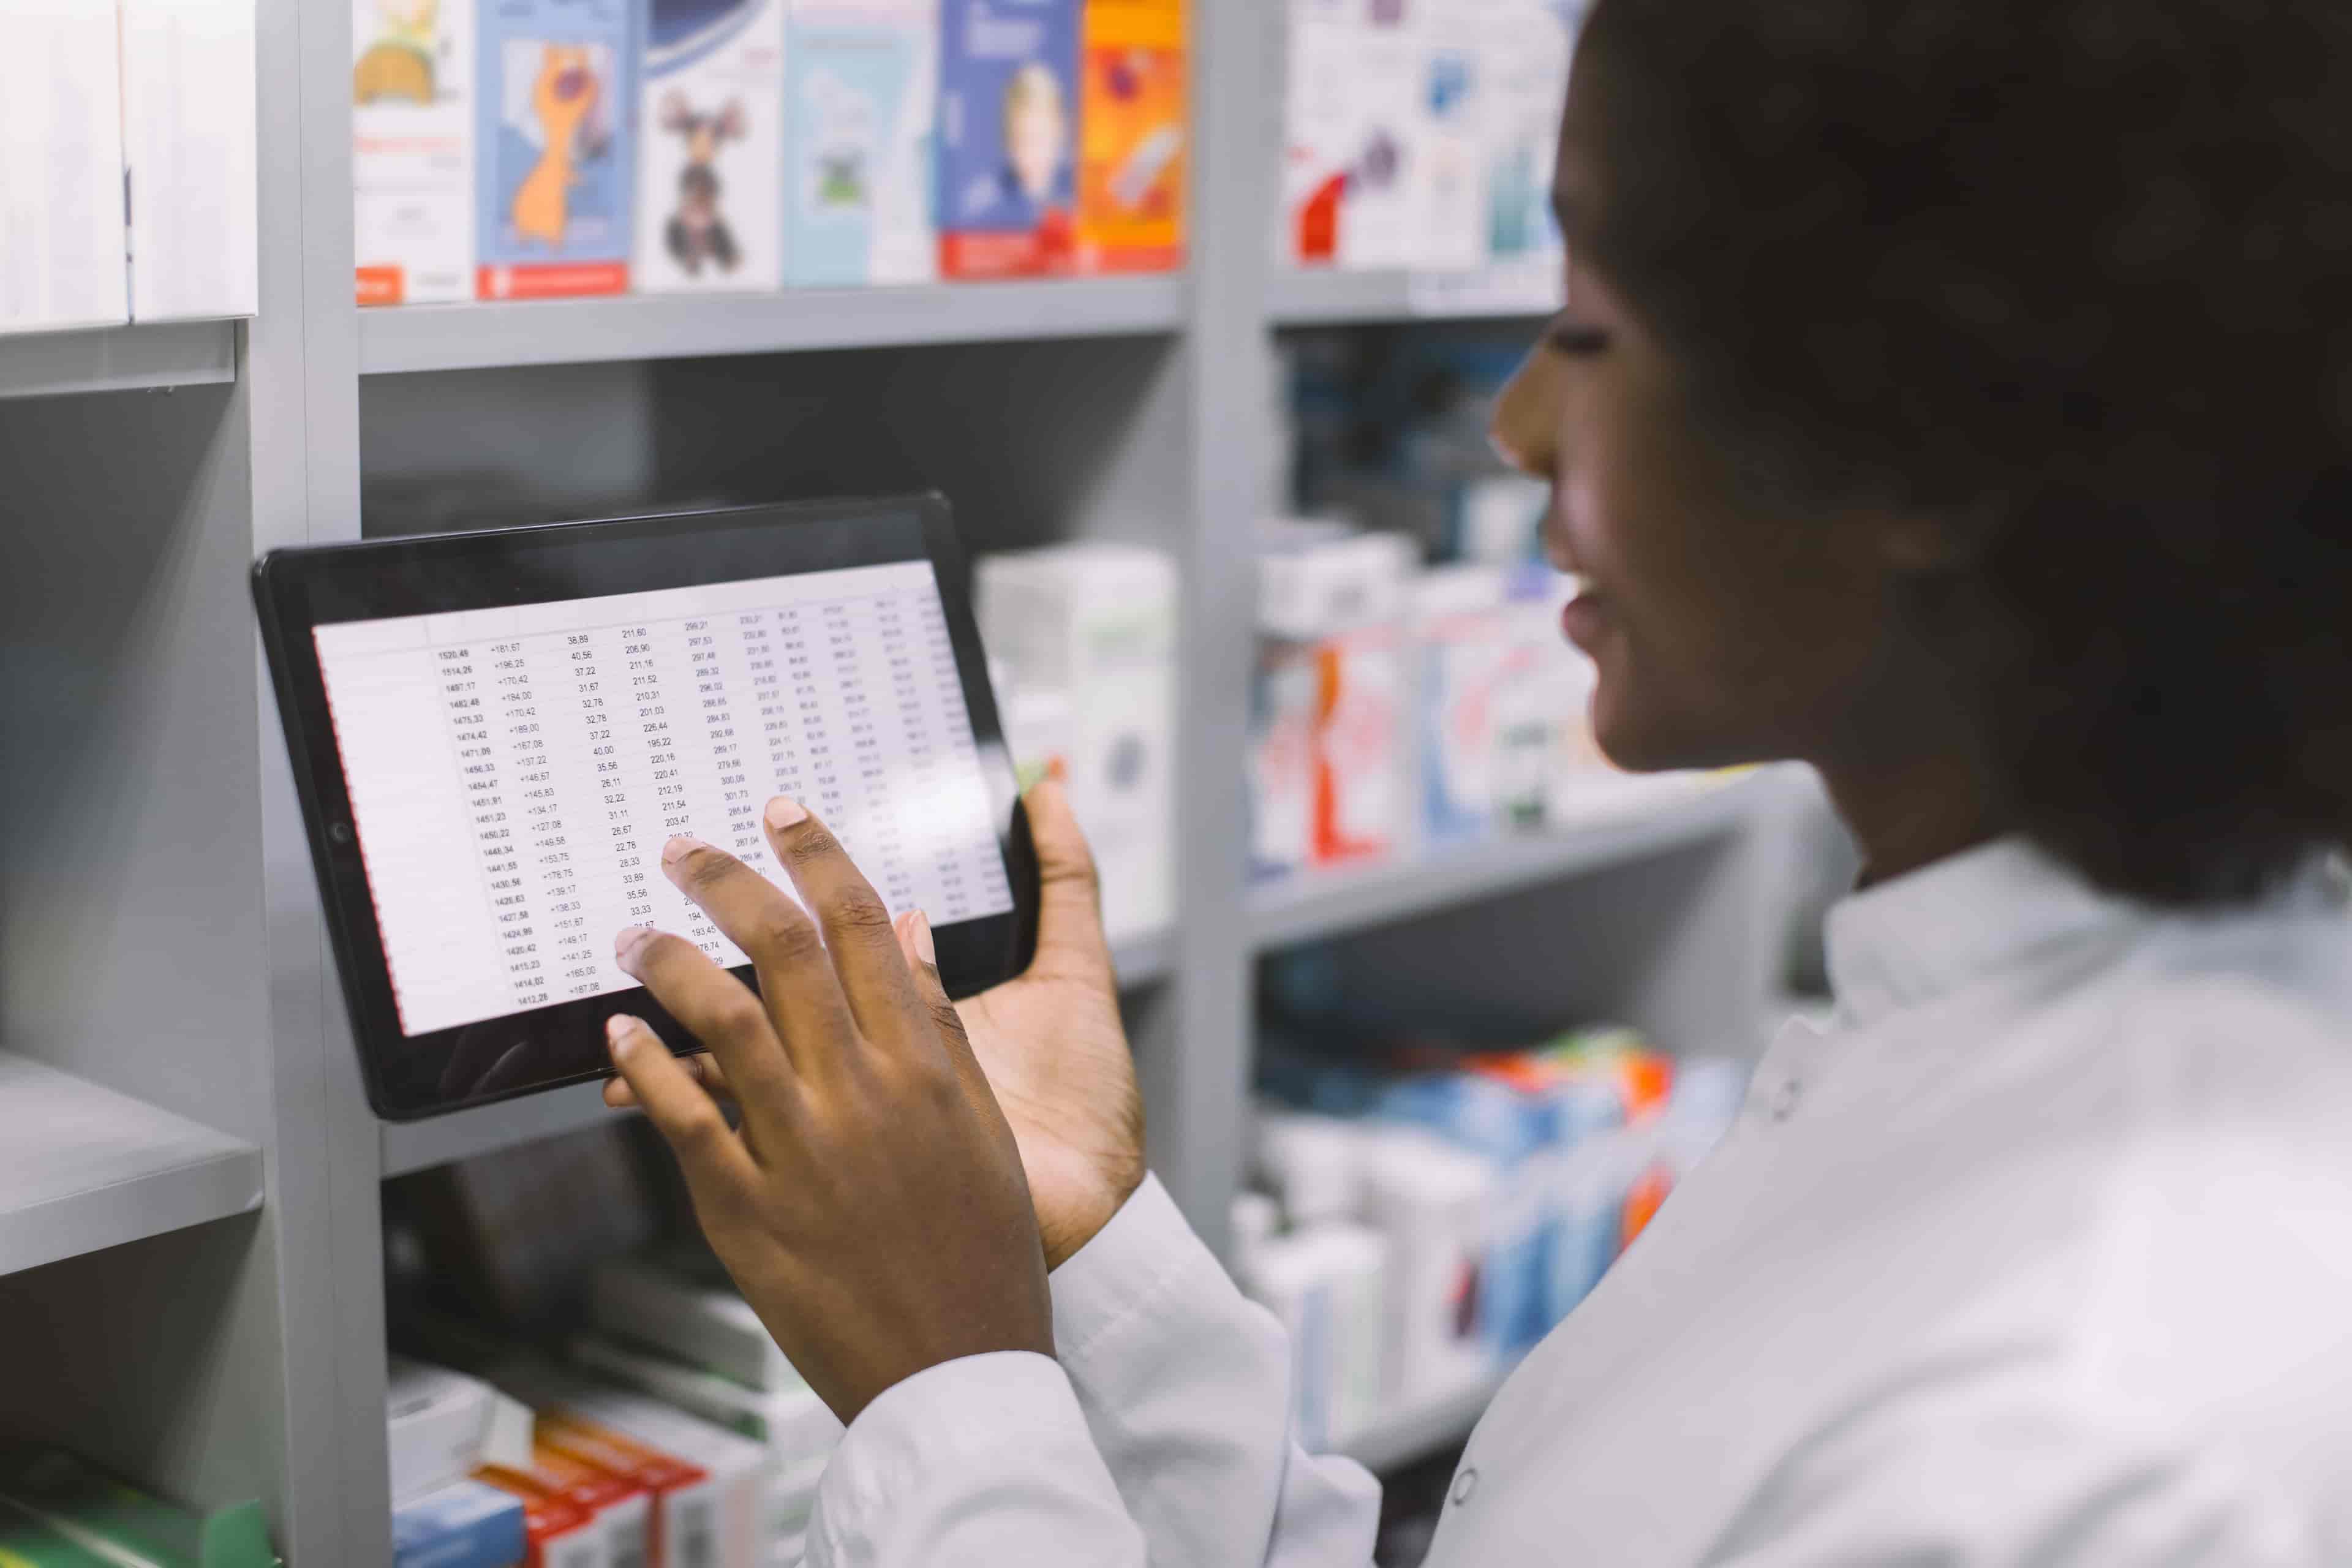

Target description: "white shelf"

left=1250, top=777, right=1763, bottom=952
left=0, top=320, right=238, bottom=401
left=1336, top=1372, right=1507, bottom=1473
left=1268, top=263, right=1562, bottom=327
left=0, top=1052, right=263, bottom=1276
left=380, top=929, right=1178, bottom=1177
left=358, top=275, right=1190, bottom=375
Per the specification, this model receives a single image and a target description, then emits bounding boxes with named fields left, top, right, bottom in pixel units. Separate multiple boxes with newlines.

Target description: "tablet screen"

left=312, top=558, right=1014, bottom=1037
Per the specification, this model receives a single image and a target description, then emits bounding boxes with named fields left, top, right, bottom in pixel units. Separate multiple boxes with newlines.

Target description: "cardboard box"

left=353, top=0, right=477, bottom=304
left=476, top=0, right=636, bottom=298
left=388, top=1354, right=536, bottom=1504
left=937, top=0, right=1081, bottom=277
left=591, top=1245, right=804, bottom=1394
left=119, top=0, right=260, bottom=320
left=469, top=1469, right=606, bottom=1568
left=392, top=1477, right=529, bottom=1568
left=1281, top=0, right=1428, bottom=271
left=974, top=545, right=1177, bottom=944
left=783, top=0, right=940, bottom=286
left=636, top=0, right=787, bottom=293
left=1074, top=0, right=1185, bottom=273
left=0, top=0, right=129, bottom=333
left=570, top=1333, right=843, bottom=1472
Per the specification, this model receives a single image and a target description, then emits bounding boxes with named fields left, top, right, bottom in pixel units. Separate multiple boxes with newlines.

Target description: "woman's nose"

left=1491, top=338, right=1564, bottom=479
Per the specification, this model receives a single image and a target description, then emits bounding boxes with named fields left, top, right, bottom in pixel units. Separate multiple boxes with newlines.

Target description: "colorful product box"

left=784, top=0, right=941, bottom=287
left=1281, top=0, right=1430, bottom=271
left=1310, top=625, right=1408, bottom=868
left=635, top=0, right=788, bottom=293
left=937, top=0, right=1081, bottom=276
left=477, top=0, right=637, bottom=298
left=393, top=1477, right=530, bottom=1568
left=512, top=1378, right=775, bottom=1568
left=2, top=0, right=129, bottom=333
left=1074, top=0, right=1185, bottom=273
left=518, top=1442, right=652, bottom=1568
left=533, top=1411, right=718, bottom=1568
left=1413, top=564, right=1513, bottom=846
left=354, top=0, right=477, bottom=304
left=468, top=1470, right=605, bottom=1568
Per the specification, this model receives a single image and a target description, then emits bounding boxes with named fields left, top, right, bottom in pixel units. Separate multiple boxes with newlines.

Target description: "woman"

left=600, top=0, right=2352, bottom=1560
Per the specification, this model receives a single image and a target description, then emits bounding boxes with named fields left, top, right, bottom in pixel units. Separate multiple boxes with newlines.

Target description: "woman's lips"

left=1561, top=588, right=1610, bottom=650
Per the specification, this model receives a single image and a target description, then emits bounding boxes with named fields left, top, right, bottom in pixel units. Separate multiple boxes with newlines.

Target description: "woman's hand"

left=603, top=797, right=1052, bottom=1423
left=606, top=780, right=1147, bottom=1270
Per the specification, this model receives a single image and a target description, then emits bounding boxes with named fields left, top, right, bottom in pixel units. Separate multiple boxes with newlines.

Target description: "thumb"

left=1022, top=778, right=1110, bottom=965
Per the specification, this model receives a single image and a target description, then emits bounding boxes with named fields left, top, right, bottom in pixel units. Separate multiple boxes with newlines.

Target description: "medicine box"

left=387, top=1354, right=535, bottom=1504
left=393, top=1477, right=529, bottom=1568
left=593, top=1243, right=805, bottom=1393
left=937, top=0, right=1083, bottom=277
left=784, top=0, right=941, bottom=287
left=119, top=0, right=260, bottom=320
left=1235, top=1223, right=1388, bottom=1451
left=469, top=1470, right=605, bottom=1568
left=635, top=0, right=788, bottom=293
left=975, top=545, right=1177, bottom=944
left=1, top=0, right=129, bottom=334
left=1412, top=564, right=1512, bottom=846
left=0, top=1445, right=275, bottom=1568
left=354, top=0, right=477, bottom=305
left=1281, top=0, right=1430, bottom=271
left=570, top=1332, right=845, bottom=1469
left=1074, top=0, right=1186, bottom=273
left=477, top=0, right=637, bottom=298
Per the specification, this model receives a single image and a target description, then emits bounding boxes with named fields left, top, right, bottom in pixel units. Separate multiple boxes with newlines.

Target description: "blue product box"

left=477, top=0, right=638, bottom=295
left=393, top=1478, right=529, bottom=1568
left=937, top=0, right=1080, bottom=275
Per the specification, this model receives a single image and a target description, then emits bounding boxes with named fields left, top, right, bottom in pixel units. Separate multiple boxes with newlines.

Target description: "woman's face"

left=1490, top=56, right=1929, bottom=775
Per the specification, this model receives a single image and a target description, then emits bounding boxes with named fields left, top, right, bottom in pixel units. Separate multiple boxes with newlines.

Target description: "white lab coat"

left=807, top=839, right=2352, bottom=1566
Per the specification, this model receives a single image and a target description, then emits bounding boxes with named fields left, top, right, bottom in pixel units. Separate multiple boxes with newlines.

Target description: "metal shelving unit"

left=0, top=320, right=238, bottom=401
left=0, top=1053, right=263, bottom=1276
left=360, top=276, right=1189, bottom=375
left=0, top=0, right=1790, bottom=1554
left=1268, top=260, right=1562, bottom=326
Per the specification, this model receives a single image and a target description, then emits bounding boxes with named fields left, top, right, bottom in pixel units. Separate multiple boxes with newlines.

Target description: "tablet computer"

left=254, top=494, right=1039, bottom=1121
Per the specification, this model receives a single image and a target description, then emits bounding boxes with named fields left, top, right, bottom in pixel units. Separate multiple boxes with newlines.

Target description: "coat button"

left=1770, top=1079, right=1803, bottom=1121
left=1451, top=1468, right=1479, bottom=1506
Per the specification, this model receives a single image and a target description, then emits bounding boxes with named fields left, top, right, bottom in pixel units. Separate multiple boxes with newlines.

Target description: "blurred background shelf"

left=358, top=276, right=1191, bottom=375
left=1338, top=1373, right=1510, bottom=1474
left=0, top=1051, right=263, bottom=1276
left=1250, top=778, right=1763, bottom=952
left=379, top=927, right=1177, bottom=1178
left=0, top=321, right=238, bottom=401
left=1268, top=264, right=1562, bottom=328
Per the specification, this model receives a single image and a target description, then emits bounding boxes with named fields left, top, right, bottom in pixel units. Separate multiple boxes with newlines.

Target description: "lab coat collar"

left=1823, top=836, right=2142, bottom=1031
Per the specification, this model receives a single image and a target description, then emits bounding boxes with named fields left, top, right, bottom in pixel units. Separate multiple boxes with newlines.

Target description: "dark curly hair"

left=1574, top=0, right=2352, bottom=904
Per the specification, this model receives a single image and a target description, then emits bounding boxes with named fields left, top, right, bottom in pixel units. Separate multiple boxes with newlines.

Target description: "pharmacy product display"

left=636, top=0, right=789, bottom=293
left=1280, top=0, right=1581, bottom=279
left=0, top=1445, right=276, bottom=1568
left=352, top=0, right=1187, bottom=302
left=976, top=543, right=1177, bottom=946
left=1237, top=1030, right=1747, bottom=1452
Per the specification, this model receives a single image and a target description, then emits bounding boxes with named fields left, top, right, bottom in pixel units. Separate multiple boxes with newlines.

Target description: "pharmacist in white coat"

left=596, top=1, right=2352, bottom=1562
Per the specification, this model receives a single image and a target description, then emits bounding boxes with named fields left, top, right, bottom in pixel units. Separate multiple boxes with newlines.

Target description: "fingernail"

left=662, top=835, right=703, bottom=866
left=910, top=910, right=935, bottom=965
left=766, top=796, right=808, bottom=831
left=606, top=1014, right=639, bottom=1058
left=615, top=925, right=656, bottom=971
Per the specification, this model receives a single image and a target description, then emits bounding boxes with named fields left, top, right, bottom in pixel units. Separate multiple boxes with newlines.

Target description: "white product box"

left=1259, top=525, right=1415, bottom=643
left=1415, top=3, right=1485, bottom=273
left=1235, top=1222, right=1388, bottom=1451
left=1414, top=564, right=1512, bottom=846
left=386, top=1355, right=535, bottom=1504
left=592, top=1246, right=804, bottom=1393
left=1248, top=640, right=1319, bottom=880
left=637, top=0, right=788, bottom=293
left=571, top=1332, right=845, bottom=1471
left=975, top=545, right=1177, bottom=946
left=1281, top=0, right=1430, bottom=271
left=1360, top=1127, right=1499, bottom=1404
left=119, top=0, right=259, bottom=321
left=0, top=0, right=129, bottom=334
left=494, top=1358, right=779, bottom=1568
left=1474, top=0, right=1572, bottom=271
left=1253, top=1104, right=1370, bottom=1229
left=353, top=0, right=476, bottom=305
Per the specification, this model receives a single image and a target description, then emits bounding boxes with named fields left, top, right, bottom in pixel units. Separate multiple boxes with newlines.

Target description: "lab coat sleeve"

left=1050, top=1174, right=1384, bottom=1566
left=1697, top=1350, right=2323, bottom=1567
left=804, top=1174, right=1381, bottom=1568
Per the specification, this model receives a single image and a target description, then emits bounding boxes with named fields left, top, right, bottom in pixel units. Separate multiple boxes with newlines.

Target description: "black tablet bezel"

left=254, top=494, right=1040, bottom=1123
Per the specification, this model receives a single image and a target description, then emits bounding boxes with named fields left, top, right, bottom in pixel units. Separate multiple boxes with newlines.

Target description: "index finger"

left=760, top=797, right=927, bottom=1046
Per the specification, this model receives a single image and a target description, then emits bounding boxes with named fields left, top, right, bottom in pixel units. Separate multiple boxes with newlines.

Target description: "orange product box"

left=519, top=1440, right=652, bottom=1568
left=473, top=1466, right=605, bottom=1568
left=533, top=1409, right=718, bottom=1568
left=1076, top=0, right=1187, bottom=273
